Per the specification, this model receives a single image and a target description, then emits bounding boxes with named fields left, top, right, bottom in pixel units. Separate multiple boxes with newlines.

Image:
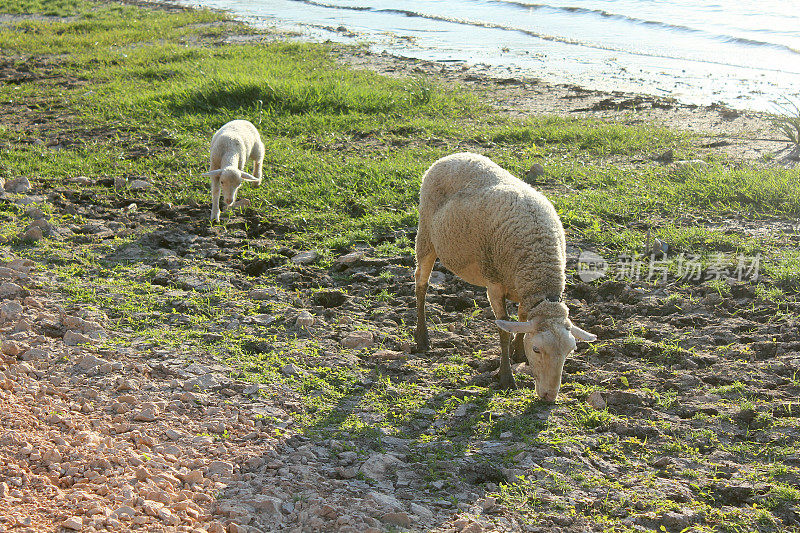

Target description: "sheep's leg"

left=210, top=175, right=221, bottom=223
left=488, top=284, right=516, bottom=390
left=414, top=252, right=436, bottom=352
left=512, top=309, right=527, bottom=364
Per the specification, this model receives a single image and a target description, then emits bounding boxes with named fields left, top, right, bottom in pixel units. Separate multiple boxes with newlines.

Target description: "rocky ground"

left=2, top=160, right=800, bottom=533
left=0, top=176, right=536, bottom=532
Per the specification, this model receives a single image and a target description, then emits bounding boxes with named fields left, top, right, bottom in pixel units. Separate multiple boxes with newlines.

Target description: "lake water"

left=176, top=0, right=800, bottom=112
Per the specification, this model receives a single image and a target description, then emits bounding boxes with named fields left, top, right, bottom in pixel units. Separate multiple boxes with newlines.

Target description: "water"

left=177, top=0, right=800, bottom=112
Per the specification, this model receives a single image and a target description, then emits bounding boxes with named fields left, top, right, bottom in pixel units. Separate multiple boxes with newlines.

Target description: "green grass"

left=3, top=0, right=798, bottom=261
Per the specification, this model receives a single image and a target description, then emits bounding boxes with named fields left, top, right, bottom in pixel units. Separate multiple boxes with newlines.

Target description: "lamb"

left=203, top=119, right=264, bottom=223
left=414, top=152, right=596, bottom=401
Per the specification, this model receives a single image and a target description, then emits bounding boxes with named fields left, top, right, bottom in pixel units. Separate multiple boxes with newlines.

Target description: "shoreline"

left=181, top=0, right=800, bottom=113
left=198, top=11, right=799, bottom=167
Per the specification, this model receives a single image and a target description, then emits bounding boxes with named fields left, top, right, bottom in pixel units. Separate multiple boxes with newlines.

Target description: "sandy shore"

left=331, top=46, right=798, bottom=166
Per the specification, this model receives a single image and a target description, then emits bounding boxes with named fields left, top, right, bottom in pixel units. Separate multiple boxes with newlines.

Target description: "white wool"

left=204, top=119, right=264, bottom=223
left=414, top=152, right=595, bottom=399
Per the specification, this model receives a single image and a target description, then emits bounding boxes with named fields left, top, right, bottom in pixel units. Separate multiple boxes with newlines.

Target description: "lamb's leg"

left=414, top=252, right=436, bottom=352
left=512, top=309, right=527, bottom=364
left=210, top=175, right=221, bottom=223
left=488, top=284, right=516, bottom=390
left=252, top=142, right=264, bottom=186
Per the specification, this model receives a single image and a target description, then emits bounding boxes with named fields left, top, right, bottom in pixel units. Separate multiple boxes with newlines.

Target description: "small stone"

left=295, top=310, right=315, bottom=327
left=672, top=159, right=709, bottom=171
left=291, top=250, right=319, bottom=264
left=462, top=523, right=483, bottom=533
left=135, top=467, right=150, bottom=481
left=62, top=516, right=83, bottom=530
left=276, top=271, right=301, bottom=284
left=342, top=330, right=374, bottom=350
left=183, top=373, right=221, bottom=391
left=114, top=177, right=127, bottom=190
left=281, top=363, right=303, bottom=377
left=12, top=317, right=32, bottom=333
left=335, top=251, right=364, bottom=265
left=207, top=521, right=226, bottom=533
left=64, top=330, right=92, bottom=346
left=129, top=179, right=152, bottom=190
left=25, top=206, right=46, bottom=219
left=179, top=469, right=204, bottom=484
left=371, top=350, right=405, bottom=361
left=0, top=300, right=23, bottom=321
left=251, top=496, right=283, bottom=517
left=116, top=379, right=137, bottom=391
left=0, top=282, right=23, bottom=299
left=21, top=226, right=43, bottom=242
left=133, top=405, right=159, bottom=422
left=243, top=313, right=276, bottom=326
left=337, top=466, right=358, bottom=479
left=382, top=512, right=412, bottom=528
left=21, top=348, right=47, bottom=361
left=113, top=506, right=137, bottom=519
left=67, top=176, right=92, bottom=185
left=453, top=403, right=471, bottom=417
left=75, top=354, right=106, bottom=373
left=524, top=163, right=545, bottom=181
left=6, top=177, right=31, bottom=194
left=367, top=491, right=403, bottom=511
left=661, top=509, right=700, bottom=531
left=586, top=391, right=607, bottom=410
left=1, top=340, right=26, bottom=357
left=207, top=460, right=234, bottom=478
left=360, top=454, right=404, bottom=482
left=248, top=288, right=277, bottom=300
left=165, top=429, right=183, bottom=441
left=410, top=503, right=434, bottom=521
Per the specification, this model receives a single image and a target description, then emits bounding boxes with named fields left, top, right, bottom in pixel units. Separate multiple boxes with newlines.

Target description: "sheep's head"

left=204, top=168, right=261, bottom=207
left=496, top=316, right=596, bottom=402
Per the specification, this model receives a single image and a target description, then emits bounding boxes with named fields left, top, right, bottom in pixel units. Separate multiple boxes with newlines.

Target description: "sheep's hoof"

left=414, top=332, right=429, bottom=353
left=497, top=371, right=517, bottom=390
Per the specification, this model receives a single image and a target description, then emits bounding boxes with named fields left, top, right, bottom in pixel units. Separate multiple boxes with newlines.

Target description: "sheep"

left=203, top=120, right=264, bottom=223
left=414, top=152, right=596, bottom=401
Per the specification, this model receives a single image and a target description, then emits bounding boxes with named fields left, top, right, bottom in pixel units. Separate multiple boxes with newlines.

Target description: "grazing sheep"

left=203, top=120, right=264, bottom=222
left=414, top=152, right=596, bottom=400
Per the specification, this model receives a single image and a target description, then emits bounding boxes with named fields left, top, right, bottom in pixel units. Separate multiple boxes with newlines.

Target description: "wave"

left=492, top=0, right=800, bottom=55
left=285, top=0, right=800, bottom=71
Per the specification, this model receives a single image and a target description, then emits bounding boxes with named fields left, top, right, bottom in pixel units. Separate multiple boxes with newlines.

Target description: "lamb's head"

left=497, top=314, right=596, bottom=402
left=204, top=167, right=261, bottom=207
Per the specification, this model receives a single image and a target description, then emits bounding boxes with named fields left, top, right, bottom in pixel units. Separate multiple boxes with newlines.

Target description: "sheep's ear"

left=202, top=169, right=223, bottom=178
left=240, top=171, right=260, bottom=182
left=496, top=319, right=538, bottom=334
left=571, top=325, right=597, bottom=342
